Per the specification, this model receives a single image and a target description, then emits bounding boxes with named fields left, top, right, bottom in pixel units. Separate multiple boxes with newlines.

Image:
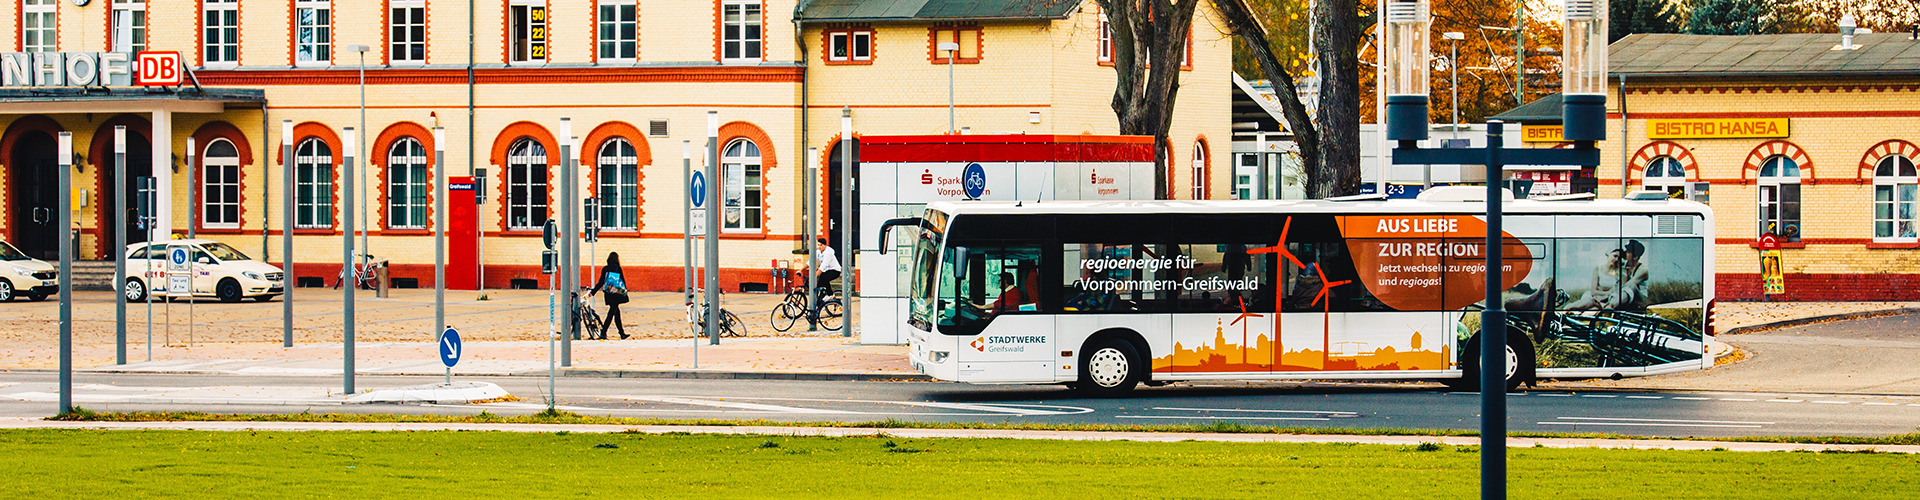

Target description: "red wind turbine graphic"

left=1246, top=216, right=1350, bottom=370
left=1229, top=296, right=1262, bottom=364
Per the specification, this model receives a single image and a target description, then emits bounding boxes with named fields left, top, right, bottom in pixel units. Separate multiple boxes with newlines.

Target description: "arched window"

left=507, top=138, right=548, bottom=230
left=387, top=137, right=429, bottom=229
left=1874, top=154, right=1918, bottom=242
left=596, top=138, right=639, bottom=230
left=722, top=139, right=761, bottom=231
left=294, top=138, right=334, bottom=229
left=1757, top=155, right=1801, bottom=242
left=1190, top=141, right=1207, bottom=200
left=201, top=139, right=241, bottom=229
left=1642, top=155, right=1687, bottom=198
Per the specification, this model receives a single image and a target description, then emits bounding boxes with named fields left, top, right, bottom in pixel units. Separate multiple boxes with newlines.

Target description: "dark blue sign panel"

left=439, top=328, right=462, bottom=368
left=689, top=171, right=708, bottom=208
left=962, top=162, right=986, bottom=199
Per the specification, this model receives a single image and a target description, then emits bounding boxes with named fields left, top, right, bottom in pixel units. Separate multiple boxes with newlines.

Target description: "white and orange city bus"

left=884, top=188, right=1714, bottom=394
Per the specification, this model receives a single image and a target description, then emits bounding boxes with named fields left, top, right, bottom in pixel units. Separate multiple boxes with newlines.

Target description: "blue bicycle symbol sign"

left=962, top=163, right=986, bottom=199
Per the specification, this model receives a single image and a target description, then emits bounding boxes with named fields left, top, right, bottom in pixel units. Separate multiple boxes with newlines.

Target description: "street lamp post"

left=1443, top=32, right=1465, bottom=142
left=346, top=44, right=370, bottom=280
left=1382, top=2, right=1608, bottom=499
left=939, top=42, right=958, bottom=132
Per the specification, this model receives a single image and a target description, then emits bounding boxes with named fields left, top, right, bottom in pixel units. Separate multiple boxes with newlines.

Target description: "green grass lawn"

left=3, top=429, right=1915, bottom=499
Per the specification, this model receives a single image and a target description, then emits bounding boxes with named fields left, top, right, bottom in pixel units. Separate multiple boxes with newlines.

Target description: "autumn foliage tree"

left=1096, top=0, right=1200, bottom=199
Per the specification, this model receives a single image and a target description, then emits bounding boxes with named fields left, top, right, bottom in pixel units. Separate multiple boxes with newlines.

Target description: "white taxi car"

left=123, top=239, right=284, bottom=302
left=0, top=240, right=56, bottom=301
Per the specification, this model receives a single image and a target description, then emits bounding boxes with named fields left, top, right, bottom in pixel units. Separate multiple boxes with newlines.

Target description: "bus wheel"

left=1450, top=331, right=1534, bottom=392
left=1078, top=339, right=1141, bottom=396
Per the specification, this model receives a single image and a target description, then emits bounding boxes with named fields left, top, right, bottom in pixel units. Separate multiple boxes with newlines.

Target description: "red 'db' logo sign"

left=135, top=52, right=182, bottom=86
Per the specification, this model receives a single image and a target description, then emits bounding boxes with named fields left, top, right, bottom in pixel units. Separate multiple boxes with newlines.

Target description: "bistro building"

left=0, top=0, right=1230, bottom=292
left=1576, top=32, right=1920, bottom=300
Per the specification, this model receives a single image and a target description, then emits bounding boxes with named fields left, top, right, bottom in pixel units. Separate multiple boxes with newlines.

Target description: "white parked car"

left=122, top=239, right=284, bottom=302
left=0, top=240, right=56, bottom=301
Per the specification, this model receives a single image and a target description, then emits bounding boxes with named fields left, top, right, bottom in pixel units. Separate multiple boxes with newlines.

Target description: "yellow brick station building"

left=1594, top=33, right=1920, bottom=300
left=0, top=0, right=1230, bottom=292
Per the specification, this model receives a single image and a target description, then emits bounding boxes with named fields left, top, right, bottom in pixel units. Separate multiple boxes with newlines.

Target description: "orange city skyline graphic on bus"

left=1151, top=215, right=1525, bottom=374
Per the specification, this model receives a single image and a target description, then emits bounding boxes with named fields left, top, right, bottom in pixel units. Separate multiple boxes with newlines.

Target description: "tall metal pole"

left=683, top=141, right=692, bottom=305
left=1514, top=3, right=1525, bottom=106
left=805, top=146, right=818, bottom=332
left=558, top=118, right=573, bottom=366
left=57, top=132, right=72, bottom=414
left=1481, top=121, right=1508, bottom=500
left=434, top=127, right=446, bottom=358
left=342, top=127, right=357, bottom=394
left=1255, top=132, right=1268, bottom=200
left=113, top=126, right=126, bottom=365
left=704, top=112, right=720, bottom=345
left=282, top=120, right=294, bottom=348
left=188, top=137, right=197, bottom=239
left=839, top=108, right=854, bottom=338
left=947, top=50, right=956, bottom=132
left=358, top=51, right=369, bottom=276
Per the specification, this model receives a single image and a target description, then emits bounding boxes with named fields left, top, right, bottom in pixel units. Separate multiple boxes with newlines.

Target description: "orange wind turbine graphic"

left=1230, top=296, right=1262, bottom=364
left=1247, top=217, right=1305, bottom=364
left=1308, top=258, right=1353, bottom=369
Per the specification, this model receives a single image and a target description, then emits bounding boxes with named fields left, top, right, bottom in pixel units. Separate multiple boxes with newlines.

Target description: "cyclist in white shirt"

left=815, top=238, right=842, bottom=288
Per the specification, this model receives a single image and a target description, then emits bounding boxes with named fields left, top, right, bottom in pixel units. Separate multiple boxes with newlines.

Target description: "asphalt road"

left=1562, top=312, right=1920, bottom=395
left=3, top=371, right=1916, bottom=439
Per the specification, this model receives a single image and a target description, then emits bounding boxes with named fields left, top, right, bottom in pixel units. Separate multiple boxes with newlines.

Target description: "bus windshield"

left=907, top=210, right=947, bottom=332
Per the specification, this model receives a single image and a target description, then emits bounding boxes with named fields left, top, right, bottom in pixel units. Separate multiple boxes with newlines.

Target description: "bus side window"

left=1281, top=241, right=1389, bottom=313
left=937, top=244, right=1042, bottom=334
left=1172, top=243, right=1273, bottom=313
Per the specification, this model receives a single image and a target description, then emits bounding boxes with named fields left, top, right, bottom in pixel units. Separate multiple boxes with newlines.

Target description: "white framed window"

left=1097, top=14, right=1111, bottom=63
left=387, top=137, right=429, bottom=229
left=826, top=29, right=871, bottom=63
left=22, top=0, right=56, bottom=53
left=295, top=0, right=332, bottom=65
left=1642, top=155, right=1688, bottom=198
left=390, top=0, right=427, bottom=64
left=596, top=138, right=639, bottom=230
left=1190, top=142, right=1206, bottom=200
left=112, top=0, right=146, bottom=53
left=295, top=138, right=334, bottom=229
left=506, top=138, right=548, bottom=230
left=202, top=139, right=241, bottom=229
left=930, top=26, right=981, bottom=63
left=203, top=0, right=239, bottom=65
left=1757, top=155, right=1801, bottom=242
left=721, top=0, right=762, bottom=63
left=510, top=0, right=548, bottom=63
left=1874, top=154, right=1918, bottom=242
left=722, top=139, right=761, bottom=231
left=597, top=0, right=636, bottom=61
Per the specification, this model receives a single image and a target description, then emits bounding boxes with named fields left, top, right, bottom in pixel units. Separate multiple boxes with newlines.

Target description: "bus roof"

left=924, top=197, right=1712, bottom=217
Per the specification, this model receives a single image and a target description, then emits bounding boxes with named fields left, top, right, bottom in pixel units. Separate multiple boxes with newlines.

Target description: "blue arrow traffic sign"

left=689, top=171, right=708, bottom=209
left=439, top=328, right=462, bottom=368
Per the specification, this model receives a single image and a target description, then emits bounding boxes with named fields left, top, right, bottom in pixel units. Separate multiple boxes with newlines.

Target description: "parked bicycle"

left=333, top=251, right=378, bottom=290
left=571, top=290, right=605, bottom=340
left=770, top=285, right=842, bottom=332
left=686, top=290, right=745, bottom=338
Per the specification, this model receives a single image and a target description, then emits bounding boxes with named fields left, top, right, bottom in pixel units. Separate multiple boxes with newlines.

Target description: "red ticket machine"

left=447, top=176, right=479, bottom=289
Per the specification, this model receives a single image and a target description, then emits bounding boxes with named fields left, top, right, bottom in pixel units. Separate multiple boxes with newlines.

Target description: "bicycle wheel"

left=686, top=303, right=703, bottom=337
left=770, top=303, right=800, bottom=333
left=721, top=310, right=745, bottom=337
left=819, top=300, right=844, bottom=331
left=783, top=290, right=808, bottom=311
left=583, top=308, right=604, bottom=339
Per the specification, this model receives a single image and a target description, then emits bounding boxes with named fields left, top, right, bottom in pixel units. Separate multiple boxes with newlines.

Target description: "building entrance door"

left=100, top=132, right=154, bottom=256
left=826, top=139, right=859, bottom=253
left=8, top=131, right=60, bottom=259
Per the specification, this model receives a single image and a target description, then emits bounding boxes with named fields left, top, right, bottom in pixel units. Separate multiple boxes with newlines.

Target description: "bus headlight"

left=929, top=351, right=950, bottom=363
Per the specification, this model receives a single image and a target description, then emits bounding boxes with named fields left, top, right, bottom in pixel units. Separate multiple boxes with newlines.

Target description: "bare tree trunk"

left=1212, top=0, right=1321, bottom=196
left=1314, top=0, right=1364, bottom=198
left=1099, top=0, right=1198, bottom=199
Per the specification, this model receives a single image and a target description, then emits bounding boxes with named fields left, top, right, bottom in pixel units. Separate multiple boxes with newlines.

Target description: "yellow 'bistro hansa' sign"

left=1647, top=118, right=1789, bottom=139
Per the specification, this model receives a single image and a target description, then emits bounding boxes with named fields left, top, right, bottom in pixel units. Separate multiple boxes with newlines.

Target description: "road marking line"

left=1766, top=399, right=1804, bottom=403
left=910, top=402, right=1071, bottom=416
left=1537, top=422, right=1763, bottom=429
left=1811, top=401, right=1849, bottom=405
left=1152, top=407, right=1358, bottom=415
left=1555, top=417, right=1774, bottom=425
left=1117, top=415, right=1331, bottom=422
left=1534, top=394, right=1573, bottom=397
left=1862, top=402, right=1898, bottom=406
left=1671, top=397, right=1712, bottom=400
left=1720, top=398, right=1756, bottom=401
left=620, top=396, right=857, bottom=414
left=1580, top=395, right=1617, bottom=398
left=1625, top=396, right=1663, bottom=399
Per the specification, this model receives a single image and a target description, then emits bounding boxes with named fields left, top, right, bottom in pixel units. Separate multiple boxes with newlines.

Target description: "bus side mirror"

left=952, top=246, right=969, bottom=271
left=876, top=217, right=923, bottom=255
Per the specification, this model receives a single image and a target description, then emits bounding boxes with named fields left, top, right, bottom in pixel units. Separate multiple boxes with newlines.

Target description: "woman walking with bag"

left=587, top=252, right=629, bottom=339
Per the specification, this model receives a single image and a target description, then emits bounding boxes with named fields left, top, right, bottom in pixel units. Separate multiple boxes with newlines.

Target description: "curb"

left=521, top=369, right=932, bottom=382
left=1719, top=306, right=1920, bottom=336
